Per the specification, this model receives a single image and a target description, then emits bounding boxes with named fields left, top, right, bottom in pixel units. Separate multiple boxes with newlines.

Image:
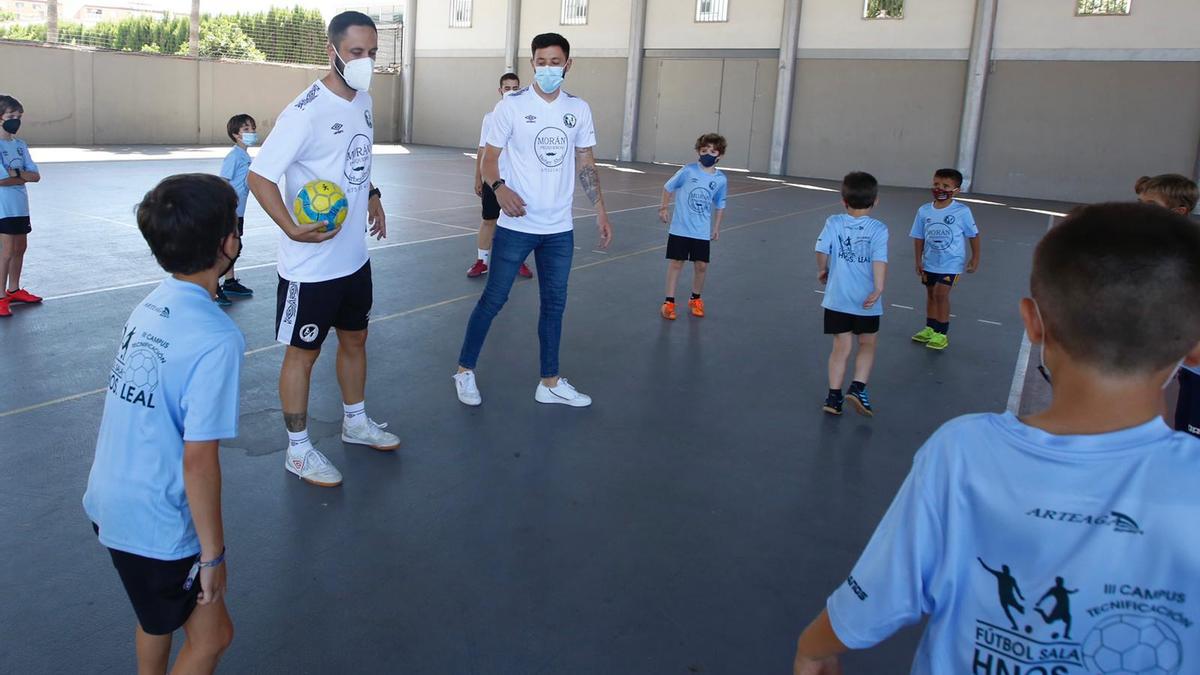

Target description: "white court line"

left=891, top=303, right=914, bottom=310
left=978, top=319, right=1002, bottom=326
left=1006, top=214, right=1055, bottom=414
left=2, top=201, right=837, bottom=419
left=40, top=203, right=138, bottom=229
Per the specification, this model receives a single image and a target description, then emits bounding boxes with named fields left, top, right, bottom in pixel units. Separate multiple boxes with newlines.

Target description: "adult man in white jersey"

left=453, top=32, right=613, bottom=408
left=248, top=11, right=398, bottom=488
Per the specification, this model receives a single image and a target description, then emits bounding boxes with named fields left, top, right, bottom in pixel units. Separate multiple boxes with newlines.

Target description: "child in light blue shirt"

left=84, top=174, right=244, bottom=670
left=658, top=133, right=728, bottom=320
left=215, top=113, right=257, bottom=305
left=910, top=168, right=980, bottom=351
left=815, top=171, right=888, bottom=417
left=0, top=94, right=43, bottom=317
left=795, top=203, right=1200, bottom=675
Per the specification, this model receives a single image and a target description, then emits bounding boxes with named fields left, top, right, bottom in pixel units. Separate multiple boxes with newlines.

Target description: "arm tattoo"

left=578, top=164, right=601, bottom=206
left=283, top=412, right=307, bottom=432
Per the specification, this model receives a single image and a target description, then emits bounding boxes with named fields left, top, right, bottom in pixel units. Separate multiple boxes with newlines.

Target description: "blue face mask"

left=534, top=66, right=565, bottom=94
left=242, top=132, right=258, bottom=146
left=698, top=154, right=718, bottom=168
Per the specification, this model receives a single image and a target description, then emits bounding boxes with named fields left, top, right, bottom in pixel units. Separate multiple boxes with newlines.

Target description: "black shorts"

left=1176, top=369, right=1200, bottom=438
left=665, top=234, right=711, bottom=263
left=922, top=271, right=958, bottom=287
left=236, top=216, right=244, bottom=236
left=275, top=261, right=373, bottom=350
left=824, top=309, right=880, bottom=335
left=94, top=523, right=201, bottom=635
left=481, top=183, right=501, bottom=221
left=0, top=216, right=31, bottom=235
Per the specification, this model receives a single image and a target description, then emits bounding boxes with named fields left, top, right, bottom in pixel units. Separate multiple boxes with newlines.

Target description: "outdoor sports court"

left=0, top=144, right=1064, bottom=672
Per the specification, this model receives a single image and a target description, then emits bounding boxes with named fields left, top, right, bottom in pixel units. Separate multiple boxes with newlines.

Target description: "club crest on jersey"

left=563, top=113, right=577, bottom=129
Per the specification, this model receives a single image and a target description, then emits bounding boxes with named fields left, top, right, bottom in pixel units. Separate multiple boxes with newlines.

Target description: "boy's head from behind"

left=1026, top=203, right=1200, bottom=379
left=1138, top=173, right=1198, bottom=215
left=226, top=113, right=256, bottom=144
left=841, top=171, right=878, bottom=210
left=137, top=174, right=240, bottom=276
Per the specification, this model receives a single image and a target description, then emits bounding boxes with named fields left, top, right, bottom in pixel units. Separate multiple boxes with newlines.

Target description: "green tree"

left=865, top=0, right=904, bottom=18
left=176, top=16, right=265, bottom=61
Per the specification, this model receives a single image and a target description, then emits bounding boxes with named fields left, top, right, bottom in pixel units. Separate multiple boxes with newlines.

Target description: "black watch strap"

left=490, top=179, right=505, bottom=191
left=368, top=187, right=382, bottom=199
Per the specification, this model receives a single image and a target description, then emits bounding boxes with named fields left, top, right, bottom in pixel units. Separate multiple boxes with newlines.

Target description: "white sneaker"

left=341, top=417, right=401, bottom=451
left=285, top=447, right=343, bottom=487
left=534, top=378, right=592, bottom=407
left=454, top=371, right=482, bottom=406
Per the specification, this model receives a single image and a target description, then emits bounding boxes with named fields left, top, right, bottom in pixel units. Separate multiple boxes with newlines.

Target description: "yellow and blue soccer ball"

left=293, top=179, right=347, bottom=233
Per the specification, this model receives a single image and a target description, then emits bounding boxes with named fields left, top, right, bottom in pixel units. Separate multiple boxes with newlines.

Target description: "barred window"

left=696, top=0, right=728, bottom=23
left=561, top=0, right=587, bottom=25
left=863, top=0, right=904, bottom=19
left=1076, top=0, right=1131, bottom=16
left=449, top=0, right=472, bottom=28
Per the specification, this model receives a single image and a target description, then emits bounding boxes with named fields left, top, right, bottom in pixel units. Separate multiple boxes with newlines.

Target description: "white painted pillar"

left=768, top=0, right=803, bottom=175
left=620, top=0, right=647, bottom=162
left=401, top=0, right=417, bottom=144
left=505, top=0, right=521, bottom=74
left=956, top=0, right=999, bottom=193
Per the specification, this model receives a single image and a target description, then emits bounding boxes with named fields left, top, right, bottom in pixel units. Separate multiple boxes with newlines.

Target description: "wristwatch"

left=368, top=187, right=382, bottom=199
left=490, top=178, right=506, bottom=191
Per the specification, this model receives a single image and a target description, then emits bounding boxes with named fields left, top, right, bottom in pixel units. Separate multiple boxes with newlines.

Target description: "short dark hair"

left=1134, top=175, right=1152, bottom=195
left=934, top=168, right=963, bottom=187
left=0, top=95, right=23, bottom=116
left=841, top=171, right=878, bottom=210
left=137, top=174, right=239, bottom=275
left=695, top=133, right=727, bottom=156
left=1032, top=202, right=1200, bottom=373
left=226, top=113, right=256, bottom=142
left=499, top=72, right=519, bottom=87
left=328, top=11, right=376, bottom=48
left=531, top=33, right=570, bottom=59
left=1141, top=173, right=1198, bottom=213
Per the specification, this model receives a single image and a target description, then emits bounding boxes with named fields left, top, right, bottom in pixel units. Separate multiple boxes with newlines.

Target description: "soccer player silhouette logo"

left=978, top=558, right=1026, bottom=630
left=1035, top=576, right=1077, bottom=639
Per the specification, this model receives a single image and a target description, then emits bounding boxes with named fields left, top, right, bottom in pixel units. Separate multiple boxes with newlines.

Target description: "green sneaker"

left=912, top=326, right=936, bottom=343
left=926, top=332, right=949, bottom=351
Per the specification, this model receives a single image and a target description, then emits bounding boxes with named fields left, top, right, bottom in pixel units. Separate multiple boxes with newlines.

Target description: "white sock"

left=344, top=400, right=366, bottom=425
left=478, top=249, right=490, bottom=264
left=287, top=429, right=311, bottom=453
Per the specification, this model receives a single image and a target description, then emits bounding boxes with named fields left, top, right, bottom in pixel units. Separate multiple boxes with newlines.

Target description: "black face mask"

left=1, top=119, right=19, bottom=134
left=220, top=236, right=243, bottom=277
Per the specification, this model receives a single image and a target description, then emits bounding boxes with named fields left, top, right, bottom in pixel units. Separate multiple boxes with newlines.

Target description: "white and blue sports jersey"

left=664, top=163, right=727, bottom=241
left=827, top=412, right=1200, bottom=675
left=83, top=278, right=244, bottom=561
left=220, top=145, right=251, bottom=217
left=815, top=214, right=889, bottom=317
left=0, top=138, right=38, bottom=218
left=910, top=201, right=978, bottom=275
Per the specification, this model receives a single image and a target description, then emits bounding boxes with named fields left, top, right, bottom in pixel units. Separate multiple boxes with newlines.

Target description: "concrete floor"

left=0, top=145, right=1069, bottom=673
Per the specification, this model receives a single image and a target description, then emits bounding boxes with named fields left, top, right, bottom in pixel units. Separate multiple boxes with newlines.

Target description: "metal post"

left=620, top=0, right=647, bottom=162
left=768, top=0, right=802, bottom=175
left=956, top=0, right=998, bottom=193
left=505, top=0, right=521, bottom=74
left=401, top=0, right=416, bottom=144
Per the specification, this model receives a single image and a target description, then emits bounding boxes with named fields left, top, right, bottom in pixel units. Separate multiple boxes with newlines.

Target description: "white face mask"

left=334, top=48, right=374, bottom=92
left=1033, top=300, right=1184, bottom=390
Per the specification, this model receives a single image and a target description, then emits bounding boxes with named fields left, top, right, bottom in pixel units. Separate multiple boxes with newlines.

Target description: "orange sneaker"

left=660, top=301, right=677, bottom=320
left=0, top=297, right=10, bottom=317
left=6, top=288, right=41, bottom=304
left=688, top=297, right=705, bottom=317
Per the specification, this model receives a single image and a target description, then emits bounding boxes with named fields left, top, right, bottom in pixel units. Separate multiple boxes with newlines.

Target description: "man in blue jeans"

left=453, top=32, right=613, bottom=408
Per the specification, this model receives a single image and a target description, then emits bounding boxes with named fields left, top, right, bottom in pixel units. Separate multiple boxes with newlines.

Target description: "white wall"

left=797, top=0, right=972, bottom=51
left=415, top=0, right=507, bottom=53
left=995, top=0, right=1200, bottom=52
left=645, top=0, right=785, bottom=50
left=518, top=0, right=632, bottom=55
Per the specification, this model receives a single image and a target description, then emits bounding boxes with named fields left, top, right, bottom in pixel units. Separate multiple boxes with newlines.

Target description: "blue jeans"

left=458, top=226, right=574, bottom=378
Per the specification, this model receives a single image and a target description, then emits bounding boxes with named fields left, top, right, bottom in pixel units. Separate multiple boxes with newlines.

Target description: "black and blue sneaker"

left=214, top=286, right=233, bottom=307
left=847, top=383, right=874, bottom=417
left=822, top=391, right=844, bottom=416
left=222, top=278, right=254, bottom=297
